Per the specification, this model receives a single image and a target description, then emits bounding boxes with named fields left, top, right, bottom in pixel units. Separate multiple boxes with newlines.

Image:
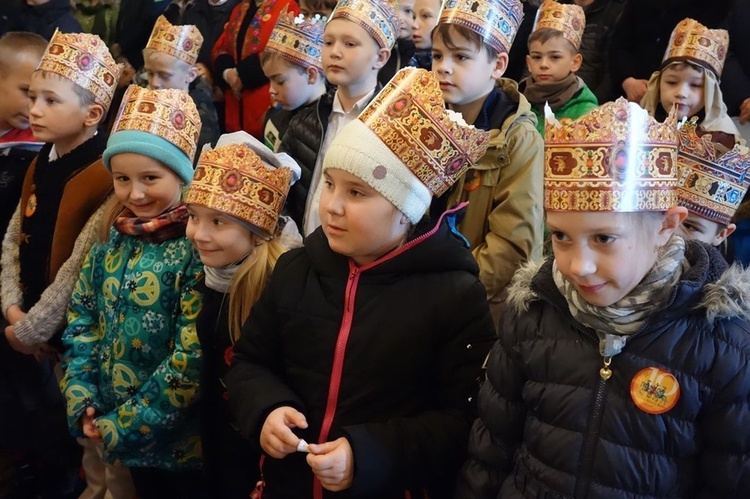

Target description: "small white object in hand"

left=297, top=439, right=310, bottom=453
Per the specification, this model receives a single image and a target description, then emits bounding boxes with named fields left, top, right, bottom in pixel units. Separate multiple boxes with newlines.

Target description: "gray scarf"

left=204, top=262, right=242, bottom=293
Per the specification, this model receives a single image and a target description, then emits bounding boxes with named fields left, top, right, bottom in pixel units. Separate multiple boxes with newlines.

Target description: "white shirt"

left=302, top=88, right=376, bottom=236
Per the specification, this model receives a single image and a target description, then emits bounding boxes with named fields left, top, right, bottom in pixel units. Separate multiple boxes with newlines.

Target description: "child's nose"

left=569, top=251, right=596, bottom=278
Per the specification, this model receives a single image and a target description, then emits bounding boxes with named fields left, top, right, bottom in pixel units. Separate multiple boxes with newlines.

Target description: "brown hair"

left=259, top=50, right=308, bottom=74
left=0, top=32, right=47, bottom=78
left=300, top=0, right=338, bottom=13
left=432, top=23, right=499, bottom=60
left=527, top=28, right=578, bottom=54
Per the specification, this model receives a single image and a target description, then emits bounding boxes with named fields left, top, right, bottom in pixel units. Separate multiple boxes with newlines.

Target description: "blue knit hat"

left=103, top=85, right=202, bottom=184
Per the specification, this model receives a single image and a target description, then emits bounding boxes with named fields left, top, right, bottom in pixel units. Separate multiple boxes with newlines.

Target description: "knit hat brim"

left=103, top=130, right=195, bottom=184
left=322, top=120, right=432, bottom=224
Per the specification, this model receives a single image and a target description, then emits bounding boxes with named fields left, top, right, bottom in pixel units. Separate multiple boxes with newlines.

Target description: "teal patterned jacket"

left=61, top=228, right=204, bottom=470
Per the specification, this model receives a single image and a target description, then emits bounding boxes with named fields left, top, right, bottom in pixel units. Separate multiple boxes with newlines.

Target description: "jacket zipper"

left=312, top=206, right=464, bottom=499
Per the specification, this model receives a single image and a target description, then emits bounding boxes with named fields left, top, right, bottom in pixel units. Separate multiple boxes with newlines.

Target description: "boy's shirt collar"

left=332, top=87, right=377, bottom=118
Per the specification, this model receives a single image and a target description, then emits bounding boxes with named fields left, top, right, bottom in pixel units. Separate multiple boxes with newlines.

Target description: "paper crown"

left=328, top=0, right=399, bottom=49
left=266, top=8, right=325, bottom=71
left=662, top=18, right=729, bottom=76
left=544, top=98, right=680, bottom=212
left=146, top=15, right=204, bottom=66
left=357, top=68, right=490, bottom=197
left=676, top=118, right=750, bottom=225
left=438, top=0, right=524, bottom=54
left=533, top=0, right=585, bottom=50
left=37, top=30, right=120, bottom=109
left=112, top=85, right=201, bottom=162
left=186, top=144, right=293, bottom=239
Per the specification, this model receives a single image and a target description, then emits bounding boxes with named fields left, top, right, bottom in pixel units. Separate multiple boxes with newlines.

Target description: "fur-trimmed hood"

left=507, top=241, right=750, bottom=325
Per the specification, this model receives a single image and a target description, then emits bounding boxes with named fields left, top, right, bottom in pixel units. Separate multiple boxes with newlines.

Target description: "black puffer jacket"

left=457, top=241, right=750, bottom=498
left=226, top=212, right=496, bottom=498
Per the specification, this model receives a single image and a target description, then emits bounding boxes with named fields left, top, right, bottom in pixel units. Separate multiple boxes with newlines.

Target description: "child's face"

left=263, top=58, right=317, bottom=110
left=432, top=30, right=502, bottom=108
left=397, top=0, right=415, bottom=40
left=28, top=72, right=93, bottom=145
left=659, top=64, right=705, bottom=120
left=143, top=50, right=195, bottom=91
left=547, top=211, right=668, bottom=307
left=186, top=204, right=255, bottom=268
left=412, top=0, right=440, bottom=49
left=299, top=0, right=333, bottom=20
left=111, top=153, right=183, bottom=218
left=677, top=212, right=735, bottom=246
left=526, top=36, right=581, bottom=84
left=319, top=168, right=408, bottom=266
left=323, top=19, right=387, bottom=91
left=0, top=54, right=38, bottom=130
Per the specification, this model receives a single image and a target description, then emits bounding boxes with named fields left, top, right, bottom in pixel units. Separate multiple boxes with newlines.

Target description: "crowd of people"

left=0, top=0, right=749, bottom=498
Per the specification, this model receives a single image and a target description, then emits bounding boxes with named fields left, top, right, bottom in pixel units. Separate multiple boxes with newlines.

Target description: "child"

left=60, top=85, right=204, bottom=499
left=409, top=0, right=440, bottom=69
left=261, top=9, right=326, bottom=152
left=279, top=0, right=397, bottom=234
left=185, top=131, right=302, bottom=497
left=379, top=0, right=417, bottom=85
left=0, top=32, right=47, bottom=243
left=226, top=67, right=496, bottom=499
left=144, top=14, right=220, bottom=150
left=0, top=30, right=119, bottom=497
left=299, top=0, right=335, bottom=19
left=458, top=98, right=750, bottom=497
left=521, top=0, right=598, bottom=135
left=641, top=18, right=741, bottom=150
left=431, top=0, right=545, bottom=324
left=675, top=117, right=750, bottom=248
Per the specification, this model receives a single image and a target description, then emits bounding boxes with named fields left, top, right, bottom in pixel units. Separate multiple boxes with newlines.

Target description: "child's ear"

left=186, top=65, right=199, bottom=85
left=83, top=104, right=105, bottom=127
left=306, top=66, right=319, bottom=84
left=491, top=51, right=509, bottom=80
left=714, top=223, right=736, bottom=246
left=657, top=206, right=688, bottom=245
left=571, top=52, right=583, bottom=73
left=373, top=48, right=391, bottom=69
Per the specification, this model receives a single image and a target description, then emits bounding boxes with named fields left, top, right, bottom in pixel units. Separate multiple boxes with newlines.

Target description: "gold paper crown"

left=112, top=85, right=201, bottom=161
left=329, top=0, right=399, bottom=49
left=663, top=18, right=729, bottom=76
left=534, top=0, right=585, bottom=50
left=544, top=98, right=680, bottom=212
left=677, top=118, right=750, bottom=225
left=438, top=0, right=524, bottom=54
left=186, top=143, right=293, bottom=238
left=266, top=8, right=325, bottom=71
left=146, top=15, right=204, bottom=66
left=37, top=30, right=120, bottom=109
left=358, top=68, right=490, bottom=196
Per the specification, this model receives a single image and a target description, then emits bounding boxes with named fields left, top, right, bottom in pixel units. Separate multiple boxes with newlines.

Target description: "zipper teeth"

left=574, top=375, right=609, bottom=499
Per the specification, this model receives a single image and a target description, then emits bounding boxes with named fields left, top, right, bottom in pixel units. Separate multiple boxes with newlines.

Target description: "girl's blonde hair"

left=227, top=234, right=287, bottom=343
left=98, top=194, right=126, bottom=242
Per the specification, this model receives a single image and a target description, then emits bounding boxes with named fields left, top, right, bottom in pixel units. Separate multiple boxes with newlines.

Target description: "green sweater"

left=532, top=83, right=599, bottom=135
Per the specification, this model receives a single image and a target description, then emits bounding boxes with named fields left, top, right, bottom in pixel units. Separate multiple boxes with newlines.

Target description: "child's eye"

left=550, top=231, right=569, bottom=242
left=690, top=83, right=703, bottom=88
left=594, top=234, right=615, bottom=244
left=431, top=52, right=442, bottom=61
left=46, top=98, right=56, bottom=105
left=682, top=223, right=697, bottom=233
left=349, top=189, right=364, bottom=197
left=187, top=213, right=196, bottom=220
left=345, top=42, right=357, bottom=48
left=115, top=176, right=129, bottom=182
left=144, top=175, right=159, bottom=182
left=323, top=179, right=333, bottom=189
left=323, top=39, right=333, bottom=46
left=212, top=218, right=224, bottom=226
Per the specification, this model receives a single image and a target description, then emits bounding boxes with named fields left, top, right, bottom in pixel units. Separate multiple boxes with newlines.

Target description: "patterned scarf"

left=114, top=204, right=189, bottom=243
left=553, top=236, right=687, bottom=338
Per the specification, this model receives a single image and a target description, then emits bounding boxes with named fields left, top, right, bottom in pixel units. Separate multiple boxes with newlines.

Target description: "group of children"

left=0, top=0, right=748, bottom=498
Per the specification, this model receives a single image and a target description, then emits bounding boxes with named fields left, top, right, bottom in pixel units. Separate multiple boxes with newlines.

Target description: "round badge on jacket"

left=630, top=367, right=681, bottom=414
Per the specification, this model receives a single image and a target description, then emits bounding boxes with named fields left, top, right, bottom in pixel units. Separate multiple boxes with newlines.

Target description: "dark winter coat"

left=171, top=0, right=241, bottom=68
left=19, top=0, right=81, bottom=40
left=378, top=37, right=416, bottom=87
left=457, top=241, right=750, bottom=498
left=720, top=0, right=750, bottom=116
left=226, top=212, right=496, bottom=498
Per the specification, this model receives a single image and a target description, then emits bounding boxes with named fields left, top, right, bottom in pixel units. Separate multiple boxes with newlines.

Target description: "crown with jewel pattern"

left=533, top=0, right=585, bottom=50
left=662, top=18, right=729, bottom=76
left=676, top=118, right=750, bottom=225
left=328, top=0, right=399, bottom=49
left=146, top=15, right=204, bottom=66
left=438, top=0, right=524, bottom=54
left=357, top=67, right=489, bottom=197
left=544, top=98, right=680, bottom=212
left=266, top=8, right=325, bottom=71
left=112, top=85, right=201, bottom=162
left=37, top=30, right=120, bottom=109
left=186, top=143, right=293, bottom=239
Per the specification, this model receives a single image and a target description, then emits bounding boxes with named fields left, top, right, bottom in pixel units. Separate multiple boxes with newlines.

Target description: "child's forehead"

left=529, top=35, right=575, bottom=54
left=546, top=211, right=634, bottom=231
left=661, top=62, right=704, bottom=78
left=144, top=49, right=185, bottom=69
left=432, top=28, right=480, bottom=52
left=415, top=0, right=441, bottom=10
left=324, top=18, right=375, bottom=42
left=261, top=56, right=298, bottom=75
left=30, top=71, right=77, bottom=91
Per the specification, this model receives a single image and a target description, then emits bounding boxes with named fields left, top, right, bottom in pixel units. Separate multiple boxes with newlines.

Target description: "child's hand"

left=260, top=406, right=308, bottom=458
left=306, top=438, right=354, bottom=492
left=4, top=325, right=38, bottom=356
left=82, top=407, right=102, bottom=441
left=622, top=77, right=649, bottom=103
left=5, top=305, right=27, bottom=325
left=740, top=97, right=750, bottom=124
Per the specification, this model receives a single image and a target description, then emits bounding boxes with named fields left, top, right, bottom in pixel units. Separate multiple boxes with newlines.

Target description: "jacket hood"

left=507, top=240, right=750, bottom=324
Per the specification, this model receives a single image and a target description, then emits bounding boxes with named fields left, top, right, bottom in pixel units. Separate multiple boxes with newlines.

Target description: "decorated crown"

left=533, top=0, right=585, bottom=50
left=37, top=30, right=120, bottom=109
left=146, top=15, right=204, bottom=66
left=438, top=0, right=524, bottom=54
left=266, top=8, right=325, bottom=71
left=544, top=98, right=680, bottom=212
left=186, top=143, right=293, bottom=238
left=357, top=68, right=490, bottom=196
left=328, top=0, right=399, bottom=50
left=676, top=118, right=750, bottom=225
left=663, top=18, right=729, bottom=76
left=112, top=85, right=201, bottom=162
